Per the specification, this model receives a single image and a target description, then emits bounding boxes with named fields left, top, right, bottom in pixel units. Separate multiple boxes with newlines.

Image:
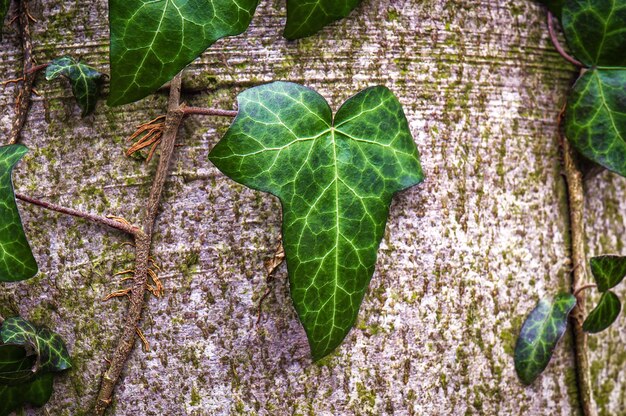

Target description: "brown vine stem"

left=94, top=73, right=185, bottom=415
left=15, top=193, right=140, bottom=236
left=182, top=106, right=238, bottom=117
left=547, top=12, right=584, bottom=68
left=560, top=130, right=597, bottom=416
left=9, top=0, right=37, bottom=145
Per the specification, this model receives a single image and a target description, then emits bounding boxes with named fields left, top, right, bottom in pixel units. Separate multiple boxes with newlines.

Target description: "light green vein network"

left=209, top=82, right=424, bottom=359
left=565, top=69, right=626, bottom=177
left=108, top=0, right=259, bottom=106
left=0, top=145, right=37, bottom=282
left=284, top=0, right=362, bottom=39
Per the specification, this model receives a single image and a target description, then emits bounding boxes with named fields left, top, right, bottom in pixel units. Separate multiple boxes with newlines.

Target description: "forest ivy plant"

left=108, top=0, right=362, bottom=105
left=1, top=0, right=413, bottom=413
left=0, top=317, right=71, bottom=416
left=515, top=0, right=626, bottom=399
left=209, top=81, right=424, bottom=359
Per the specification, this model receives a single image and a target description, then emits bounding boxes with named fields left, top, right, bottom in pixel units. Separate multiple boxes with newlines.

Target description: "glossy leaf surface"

left=284, top=0, right=361, bottom=39
left=45, top=56, right=104, bottom=116
left=0, top=144, right=38, bottom=282
left=564, top=69, right=626, bottom=177
left=590, top=255, right=626, bottom=291
left=562, top=0, right=626, bottom=67
left=108, top=0, right=259, bottom=106
left=0, top=344, right=36, bottom=385
left=0, top=373, right=53, bottom=416
left=0, top=317, right=71, bottom=372
left=583, top=291, right=621, bottom=333
left=209, top=82, right=424, bottom=360
left=514, top=293, right=576, bottom=385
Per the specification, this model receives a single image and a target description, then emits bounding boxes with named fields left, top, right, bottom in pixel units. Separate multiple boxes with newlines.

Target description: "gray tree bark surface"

left=0, top=0, right=624, bottom=414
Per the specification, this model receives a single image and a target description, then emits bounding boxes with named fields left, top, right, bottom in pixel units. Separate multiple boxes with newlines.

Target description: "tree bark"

left=0, top=0, right=624, bottom=414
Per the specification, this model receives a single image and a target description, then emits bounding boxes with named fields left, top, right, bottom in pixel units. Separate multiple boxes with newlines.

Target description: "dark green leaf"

left=514, top=293, right=577, bottom=385
left=0, top=373, right=53, bottom=416
left=583, top=291, right=621, bottom=332
left=108, top=0, right=259, bottom=106
left=562, top=0, right=626, bottom=67
left=209, top=82, right=424, bottom=360
left=45, top=56, right=104, bottom=116
left=0, top=0, right=10, bottom=41
left=0, top=317, right=71, bottom=372
left=0, top=144, right=38, bottom=282
left=590, top=255, right=626, bottom=291
left=536, top=0, right=565, bottom=17
left=0, top=344, right=36, bottom=385
left=284, top=0, right=361, bottom=40
left=564, top=69, right=626, bottom=177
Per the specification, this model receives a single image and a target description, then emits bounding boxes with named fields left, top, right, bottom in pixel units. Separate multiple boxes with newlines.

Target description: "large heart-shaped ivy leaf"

left=0, top=372, right=53, bottom=416
left=0, top=344, right=36, bottom=385
left=0, top=0, right=9, bottom=41
left=514, top=293, right=577, bottom=385
left=564, top=69, right=626, bottom=177
left=590, top=255, right=626, bottom=291
left=582, top=291, right=621, bottom=333
left=45, top=56, right=105, bottom=116
left=0, top=317, right=71, bottom=372
left=209, top=82, right=424, bottom=360
left=108, top=0, right=259, bottom=106
left=0, top=144, right=38, bottom=282
left=284, top=0, right=361, bottom=40
left=562, top=0, right=626, bottom=67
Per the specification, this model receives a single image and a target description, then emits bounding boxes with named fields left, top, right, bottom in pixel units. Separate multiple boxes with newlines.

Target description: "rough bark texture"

left=0, top=0, right=624, bottom=415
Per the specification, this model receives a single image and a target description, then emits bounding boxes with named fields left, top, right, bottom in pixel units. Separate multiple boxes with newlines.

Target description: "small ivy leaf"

left=0, top=344, right=36, bottom=385
left=45, top=56, right=104, bottom=116
left=514, top=293, right=577, bottom=385
left=108, top=0, right=259, bottom=106
left=0, top=317, right=71, bottom=372
left=0, top=0, right=9, bottom=41
left=0, top=144, right=38, bottom=282
left=209, top=82, right=424, bottom=360
left=562, top=0, right=626, bottom=67
left=590, top=255, right=626, bottom=291
left=582, top=291, right=621, bottom=333
left=284, top=0, right=361, bottom=40
left=564, top=69, right=626, bottom=177
left=535, top=0, right=565, bottom=17
left=0, top=372, right=53, bottom=416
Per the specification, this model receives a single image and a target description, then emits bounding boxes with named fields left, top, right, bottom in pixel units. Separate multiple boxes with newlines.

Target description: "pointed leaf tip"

left=209, top=82, right=423, bottom=359
left=0, top=144, right=38, bottom=282
left=583, top=291, right=621, bottom=333
left=514, top=293, right=576, bottom=385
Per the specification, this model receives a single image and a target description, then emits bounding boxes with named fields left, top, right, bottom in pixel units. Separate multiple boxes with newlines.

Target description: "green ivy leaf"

left=0, top=0, right=10, bottom=41
left=0, top=317, right=71, bottom=372
left=514, top=293, right=576, bottom=385
left=562, top=0, right=626, bottom=67
left=284, top=0, right=361, bottom=40
left=564, top=69, right=626, bottom=177
left=0, top=344, right=36, bottom=385
left=536, top=0, right=565, bottom=17
left=0, top=373, right=53, bottom=416
left=0, top=144, right=38, bottom=282
left=590, top=255, right=626, bottom=291
left=209, top=82, right=424, bottom=360
left=582, top=291, right=621, bottom=333
left=45, top=56, right=104, bottom=116
left=108, top=0, right=259, bottom=106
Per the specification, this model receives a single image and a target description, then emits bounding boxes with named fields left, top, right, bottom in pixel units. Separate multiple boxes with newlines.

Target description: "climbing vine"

left=0, top=0, right=425, bottom=414
left=515, top=0, right=626, bottom=415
